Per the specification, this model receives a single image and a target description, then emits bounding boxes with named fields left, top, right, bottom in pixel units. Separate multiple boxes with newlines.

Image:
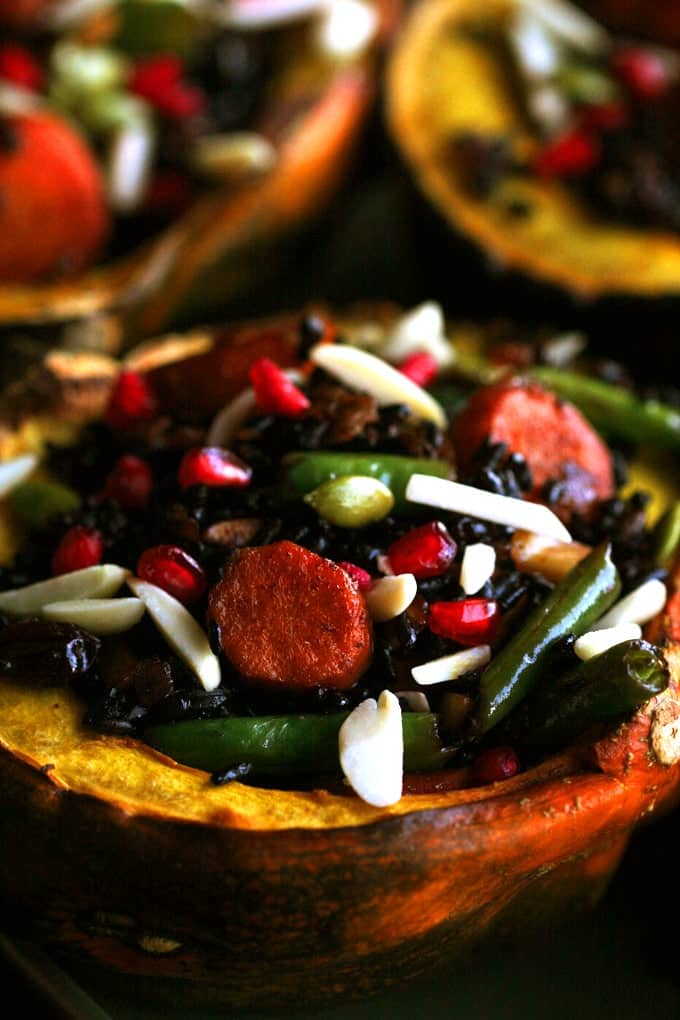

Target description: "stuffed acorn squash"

left=386, top=0, right=680, bottom=305
left=0, top=0, right=396, bottom=350
left=1, top=302, right=680, bottom=1009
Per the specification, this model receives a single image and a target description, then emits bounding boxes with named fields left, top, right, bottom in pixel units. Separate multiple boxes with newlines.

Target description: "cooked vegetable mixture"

left=0, top=302, right=676, bottom=806
left=456, top=0, right=680, bottom=233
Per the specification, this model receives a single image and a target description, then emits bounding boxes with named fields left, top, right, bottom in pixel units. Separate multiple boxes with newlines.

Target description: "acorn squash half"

left=0, top=0, right=398, bottom=354
left=385, top=0, right=680, bottom=304
left=1, top=311, right=680, bottom=1010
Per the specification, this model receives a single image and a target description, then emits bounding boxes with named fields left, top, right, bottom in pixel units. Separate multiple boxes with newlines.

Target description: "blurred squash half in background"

left=0, top=0, right=399, bottom=354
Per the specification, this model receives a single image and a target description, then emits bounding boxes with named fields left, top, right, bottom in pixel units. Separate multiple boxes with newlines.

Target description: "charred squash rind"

left=385, top=0, right=680, bottom=303
left=0, top=1, right=397, bottom=351
left=1, top=314, right=680, bottom=1006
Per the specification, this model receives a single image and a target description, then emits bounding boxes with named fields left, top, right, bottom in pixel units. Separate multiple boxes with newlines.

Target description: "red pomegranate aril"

left=0, top=45, right=44, bottom=91
left=533, top=130, right=600, bottom=178
left=338, top=561, right=372, bottom=591
left=105, top=371, right=157, bottom=430
left=104, top=455, right=153, bottom=510
left=178, top=447, right=252, bottom=489
left=52, top=526, right=104, bottom=576
left=387, top=522, right=457, bottom=580
left=398, top=351, right=438, bottom=388
left=471, top=745, right=520, bottom=786
left=137, top=545, right=207, bottom=605
left=158, top=83, right=206, bottom=120
left=128, top=54, right=183, bottom=99
left=249, top=358, right=310, bottom=418
left=128, top=55, right=205, bottom=120
left=428, top=598, right=499, bottom=646
left=612, top=47, right=670, bottom=101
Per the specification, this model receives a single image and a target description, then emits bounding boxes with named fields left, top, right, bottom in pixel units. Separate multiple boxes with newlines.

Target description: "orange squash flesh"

left=1, top=314, right=680, bottom=1009
left=385, top=0, right=680, bottom=302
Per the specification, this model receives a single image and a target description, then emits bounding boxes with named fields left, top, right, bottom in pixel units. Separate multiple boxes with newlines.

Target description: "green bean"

left=475, top=542, right=621, bottom=734
left=504, top=639, right=669, bottom=754
left=144, top=711, right=454, bottom=777
left=529, top=366, right=680, bottom=448
left=283, top=452, right=452, bottom=510
left=652, top=501, right=680, bottom=569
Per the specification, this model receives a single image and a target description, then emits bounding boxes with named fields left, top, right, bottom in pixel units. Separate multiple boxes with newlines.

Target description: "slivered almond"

left=379, top=301, right=454, bottom=368
left=339, top=690, right=403, bottom=807
left=42, top=598, right=145, bottom=636
left=592, top=578, right=668, bottom=631
left=0, top=455, right=38, bottom=498
left=460, top=543, right=496, bottom=595
left=573, top=623, right=642, bottom=661
left=364, top=574, right=417, bottom=622
left=411, top=645, right=491, bottom=686
left=127, top=577, right=221, bottom=692
left=0, top=564, right=129, bottom=617
left=309, top=343, right=447, bottom=428
left=406, top=474, right=572, bottom=543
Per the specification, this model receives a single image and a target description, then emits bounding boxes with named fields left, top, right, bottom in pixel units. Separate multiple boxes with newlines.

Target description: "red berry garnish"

left=249, top=358, right=310, bottom=418
left=128, top=54, right=183, bottom=97
left=337, top=561, right=372, bottom=591
left=428, top=598, right=499, bottom=646
left=137, top=545, right=207, bottom=605
left=532, top=130, right=600, bottom=178
left=398, top=351, right=438, bottom=388
left=52, top=526, right=104, bottom=576
left=128, top=54, right=205, bottom=120
left=103, top=455, right=153, bottom=510
left=105, top=371, right=157, bottom=430
left=387, top=522, right=457, bottom=580
left=612, top=47, right=670, bottom=100
left=0, top=45, right=44, bottom=91
left=471, top=745, right=520, bottom=786
left=178, top=447, right=252, bottom=489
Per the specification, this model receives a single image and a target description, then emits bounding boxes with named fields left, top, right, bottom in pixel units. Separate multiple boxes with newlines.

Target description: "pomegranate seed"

left=472, top=745, right=520, bottom=785
left=0, top=45, right=44, bottom=91
left=52, top=526, right=104, bottom=576
left=612, top=47, right=670, bottom=100
left=428, top=598, right=499, bottom=646
left=577, top=101, right=628, bottom=132
left=157, top=83, right=206, bottom=119
left=137, top=545, right=207, bottom=605
left=105, top=371, right=157, bottom=430
left=398, top=351, right=438, bottom=388
left=249, top=358, right=310, bottom=418
left=178, top=447, right=252, bottom=489
left=128, top=55, right=205, bottom=119
left=338, top=561, right=372, bottom=591
left=532, top=130, right=600, bottom=178
left=387, top=522, right=457, bottom=580
left=103, top=455, right=153, bottom=510
left=128, top=54, right=183, bottom=97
